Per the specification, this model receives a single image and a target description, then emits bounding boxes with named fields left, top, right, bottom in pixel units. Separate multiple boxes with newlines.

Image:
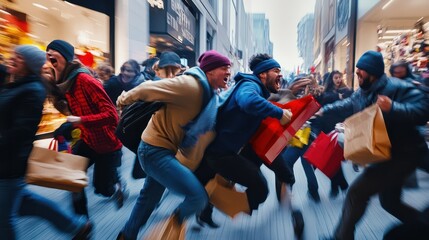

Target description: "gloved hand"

left=280, top=109, right=292, bottom=125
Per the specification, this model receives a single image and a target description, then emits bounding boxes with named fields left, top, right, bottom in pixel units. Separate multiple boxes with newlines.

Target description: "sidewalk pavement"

left=16, top=147, right=429, bottom=240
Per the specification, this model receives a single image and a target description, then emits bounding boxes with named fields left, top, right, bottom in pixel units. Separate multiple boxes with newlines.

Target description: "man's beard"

left=267, top=84, right=279, bottom=93
left=359, top=76, right=372, bottom=90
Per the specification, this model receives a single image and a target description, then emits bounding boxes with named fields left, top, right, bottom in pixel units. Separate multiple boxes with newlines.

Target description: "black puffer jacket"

left=322, top=74, right=429, bottom=158
left=0, top=74, right=46, bottom=179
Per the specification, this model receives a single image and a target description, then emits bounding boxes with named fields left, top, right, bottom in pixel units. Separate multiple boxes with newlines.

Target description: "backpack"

left=115, top=74, right=212, bottom=154
left=116, top=101, right=164, bottom=153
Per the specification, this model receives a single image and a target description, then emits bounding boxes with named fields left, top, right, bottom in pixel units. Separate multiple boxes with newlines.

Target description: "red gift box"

left=250, top=95, right=320, bottom=165
left=303, top=131, right=344, bottom=178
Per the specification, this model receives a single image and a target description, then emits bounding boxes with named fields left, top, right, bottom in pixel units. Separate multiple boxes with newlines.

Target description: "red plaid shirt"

left=66, top=73, right=122, bottom=153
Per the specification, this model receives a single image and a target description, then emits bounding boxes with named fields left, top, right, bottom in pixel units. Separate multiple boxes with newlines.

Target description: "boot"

left=291, top=209, right=305, bottom=239
left=73, top=220, right=93, bottom=240
left=196, top=204, right=220, bottom=228
left=72, top=191, right=89, bottom=218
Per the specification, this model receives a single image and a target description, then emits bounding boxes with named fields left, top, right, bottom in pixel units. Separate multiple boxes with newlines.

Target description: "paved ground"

left=16, top=146, right=429, bottom=240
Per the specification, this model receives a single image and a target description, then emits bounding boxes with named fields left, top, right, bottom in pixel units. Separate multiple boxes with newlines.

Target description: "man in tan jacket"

left=116, top=50, right=231, bottom=240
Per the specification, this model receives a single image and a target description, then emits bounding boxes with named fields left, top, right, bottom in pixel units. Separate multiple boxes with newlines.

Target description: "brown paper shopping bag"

left=344, top=104, right=391, bottom=165
left=26, top=146, right=89, bottom=192
left=205, top=174, right=250, bottom=218
left=143, top=214, right=186, bottom=240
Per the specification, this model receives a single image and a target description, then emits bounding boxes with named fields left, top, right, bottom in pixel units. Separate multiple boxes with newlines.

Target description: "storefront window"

left=356, top=0, right=429, bottom=76
left=0, top=0, right=109, bottom=68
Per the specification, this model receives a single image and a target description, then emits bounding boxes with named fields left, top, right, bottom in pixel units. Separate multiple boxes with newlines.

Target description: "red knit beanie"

left=198, top=50, right=231, bottom=72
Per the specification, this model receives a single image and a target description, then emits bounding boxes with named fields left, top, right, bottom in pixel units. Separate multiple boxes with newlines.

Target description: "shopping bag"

left=49, top=137, right=71, bottom=153
left=26, top=146, right=89, bottom=192
left=303, top=131, right=343, bottom=178
left=48, top=138, right=58, bottom=151
left=250, top=95, right=321, bottom=165
left=205, top=174, right=250, bottom=218
left=343, top=104, right=391, bottom=165
left=116, top=101, right=163, bottom=153
left=143, top=214, right=186, bottom=240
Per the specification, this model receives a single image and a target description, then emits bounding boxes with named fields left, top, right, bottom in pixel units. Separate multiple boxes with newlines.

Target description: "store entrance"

left=150, top=34, right=196, bottom=67
left=356, top=0, right=429, bottom=76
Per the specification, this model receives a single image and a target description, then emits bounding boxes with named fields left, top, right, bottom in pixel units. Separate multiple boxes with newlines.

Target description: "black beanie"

left=356, top=51, right=385, bottom=78
left=47, top=39, right=74, bottom=62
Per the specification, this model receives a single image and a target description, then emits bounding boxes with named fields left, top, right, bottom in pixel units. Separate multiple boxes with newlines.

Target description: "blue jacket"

left=323, top=74, right=429, bottom=159
left=207, top=72, right=283, bottom=155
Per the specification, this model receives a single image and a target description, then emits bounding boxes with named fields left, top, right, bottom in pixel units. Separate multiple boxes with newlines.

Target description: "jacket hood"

left=233, top=72, right=270, bottom=98
left=184, top=66, right=208, bottom=82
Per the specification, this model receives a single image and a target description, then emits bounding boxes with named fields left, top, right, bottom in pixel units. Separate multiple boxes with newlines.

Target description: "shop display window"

left=36, top=100, right=67, bottom=137
left=378, top=19, right=429, bottom=74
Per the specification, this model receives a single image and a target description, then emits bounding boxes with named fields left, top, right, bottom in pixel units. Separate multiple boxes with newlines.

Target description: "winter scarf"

left=180, top=67, right=218, bottom=148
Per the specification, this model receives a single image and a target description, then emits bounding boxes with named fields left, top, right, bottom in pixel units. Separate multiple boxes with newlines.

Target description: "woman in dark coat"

left=314, top=70, right=353, bottom=197
left=0, top=45, right=91, bottom=239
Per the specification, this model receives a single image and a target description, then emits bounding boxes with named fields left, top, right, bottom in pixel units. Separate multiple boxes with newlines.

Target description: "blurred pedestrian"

left=0, top=44, right=92, bottom=239
left=46, top=39, right=126, bottom=218
left=95, top=62, right=118, bottom=103
left=141, top=57, right=159, bottom=80
left=315, top=70, right=353, bottom=197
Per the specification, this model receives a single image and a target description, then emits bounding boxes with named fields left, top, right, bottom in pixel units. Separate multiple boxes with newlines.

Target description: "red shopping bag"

left=250, top=95, right=320, bottom=165
left=303, top=131, right=344, bottom=178
left=48, top=138, right=58, bottom=151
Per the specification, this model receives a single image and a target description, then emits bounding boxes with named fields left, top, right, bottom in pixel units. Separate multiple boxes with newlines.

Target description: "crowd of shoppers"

left=2, top=39, right=428, bottom=240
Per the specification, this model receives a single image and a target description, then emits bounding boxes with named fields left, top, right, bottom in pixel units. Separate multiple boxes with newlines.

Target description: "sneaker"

left=73, top=221, right=93, bottom=240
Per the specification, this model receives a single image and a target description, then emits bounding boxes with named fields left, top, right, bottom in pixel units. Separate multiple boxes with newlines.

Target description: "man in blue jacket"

left=204, top=53, right=292, bottom=214
left=321, top=51, right=429, bottom=240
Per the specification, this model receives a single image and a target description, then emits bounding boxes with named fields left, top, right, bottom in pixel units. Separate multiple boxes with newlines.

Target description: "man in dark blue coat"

left=320, top=51, right=429, bottom=240
left=203, top=53, right=292, bottom=214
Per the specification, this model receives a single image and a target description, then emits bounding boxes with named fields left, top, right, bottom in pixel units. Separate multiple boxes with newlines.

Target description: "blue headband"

left=252, top=59, right=281, bottom=76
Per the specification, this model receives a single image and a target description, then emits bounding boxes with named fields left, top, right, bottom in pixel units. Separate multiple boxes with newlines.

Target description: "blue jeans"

left=0, top=178, right=86, bottom=239
left=281, top=145, right=319, bottom=193
left=122, top=141, right=208, bottom=240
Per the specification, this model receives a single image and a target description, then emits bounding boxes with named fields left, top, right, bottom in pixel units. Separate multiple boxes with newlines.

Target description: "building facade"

left=297, top=13, right=315, bottom=73
left=0, top=0, right=268, bottom=75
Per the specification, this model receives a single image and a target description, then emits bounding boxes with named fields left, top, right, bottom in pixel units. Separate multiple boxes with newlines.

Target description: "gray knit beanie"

left=15, top=45, right=46, bottom=75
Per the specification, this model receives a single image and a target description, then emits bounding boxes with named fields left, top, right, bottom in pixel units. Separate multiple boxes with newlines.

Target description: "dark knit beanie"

left=356, top=50, right=385, bottom=78
left=198, top=50, right=231, bottom=72
left=46, top=39, right=75, bottom=62
left=15, top=45, right=46, bottom=75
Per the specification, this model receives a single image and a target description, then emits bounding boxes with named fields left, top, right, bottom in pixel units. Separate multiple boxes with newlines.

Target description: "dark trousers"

left=71, top=140, right=122, bottom=216
left=334, top=153, right=424, bottom=240
left=330, top=166, right=349, bottom=191
left=205, top=151, right=269, bottom=211
left=281, top=145, right=319, bottom=193
left=240, top=145, right=295, bottom=185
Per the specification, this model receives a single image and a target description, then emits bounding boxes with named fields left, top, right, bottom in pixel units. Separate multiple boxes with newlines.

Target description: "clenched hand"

left=280, top=109, right=293, bottom=125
